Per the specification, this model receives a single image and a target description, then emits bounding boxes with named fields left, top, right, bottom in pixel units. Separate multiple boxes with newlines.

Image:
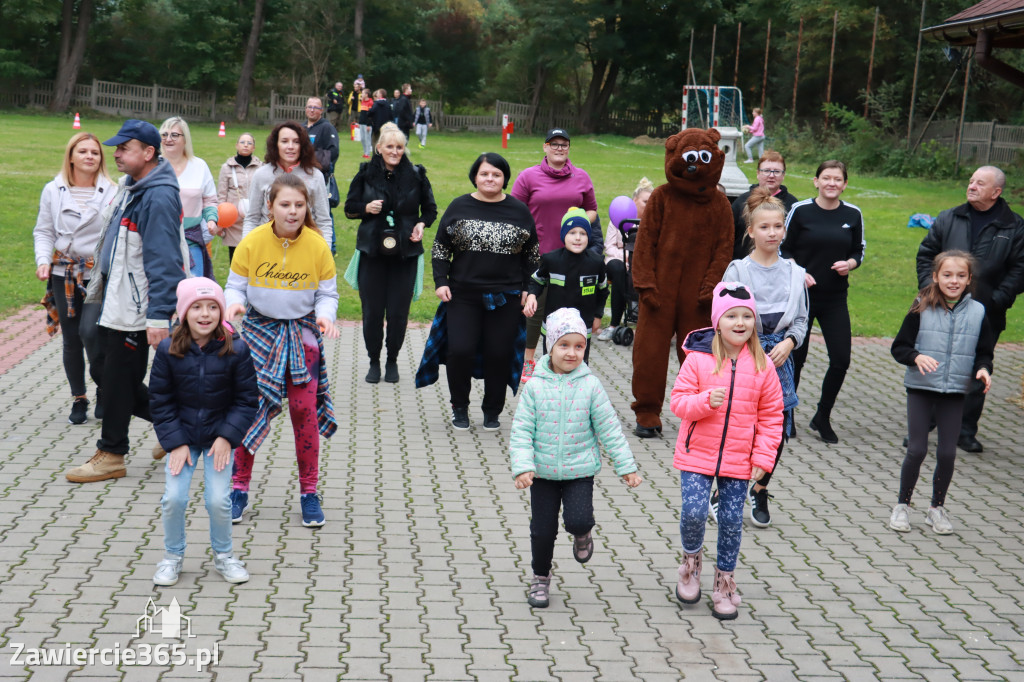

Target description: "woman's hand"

left=622, top=472, right=643, bottom=488
left=366, top=199, right=384, bottom=215
left=768, top=338, right=795, bottom=368
left=435, top=286, right=452, bottom=302
left=207, top=219, right=220, bottom=237
left=831, top=259, right=855, bottom=277
left=209, top=437, right=232, bottom=472
left=523, top=294, right=538, bottom=318
left=410, top=222, right=425, bottom=242
left=751, top=467, right=766, bottom=481
left=514, top=472, right=535, bottom=489
left=977, top=368, right=992, bottom=393
left=225, top=303, right=246, bottom=322
left=317, top=317, right=340, bottom=339
left=804, top=272, right=817, bottom=288
left=914, top=354, right=939, bottom=374
left=36, top=264, right=50, bottom=281
left=167, top=445, right=192, bottom=476
left=708, top=387, right=726, bottom=409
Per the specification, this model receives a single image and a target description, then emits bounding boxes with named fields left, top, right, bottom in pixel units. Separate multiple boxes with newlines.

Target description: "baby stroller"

left=611, top=218, right=640, bottom=346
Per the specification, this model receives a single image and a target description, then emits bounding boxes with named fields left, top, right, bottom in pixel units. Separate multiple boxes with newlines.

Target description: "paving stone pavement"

left=1, top=322, right=1023, bottom=681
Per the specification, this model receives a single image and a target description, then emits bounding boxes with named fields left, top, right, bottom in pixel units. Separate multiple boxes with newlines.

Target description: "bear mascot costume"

left=630, top=128, right=734, bottom=437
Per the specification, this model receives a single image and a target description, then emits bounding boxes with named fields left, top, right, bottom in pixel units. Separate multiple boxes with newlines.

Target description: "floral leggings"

left=232, top=340, right=321, bottom=494
left=679, top=472, right=746, bottom=572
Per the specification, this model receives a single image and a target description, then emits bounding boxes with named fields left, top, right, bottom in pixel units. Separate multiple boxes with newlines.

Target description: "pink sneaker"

left=520, top=359, right=536, bottom=384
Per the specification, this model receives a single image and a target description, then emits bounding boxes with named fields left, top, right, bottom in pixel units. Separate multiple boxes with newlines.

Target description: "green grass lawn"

left=4, top=111, right=1023, bottom=341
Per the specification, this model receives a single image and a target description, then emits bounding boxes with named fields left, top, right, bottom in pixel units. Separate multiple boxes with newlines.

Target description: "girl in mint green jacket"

left=510, top=307, right=642, bottom=609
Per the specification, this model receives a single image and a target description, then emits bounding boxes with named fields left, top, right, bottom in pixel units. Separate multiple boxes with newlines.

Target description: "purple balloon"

left=608, top=195, right=637, bottom=229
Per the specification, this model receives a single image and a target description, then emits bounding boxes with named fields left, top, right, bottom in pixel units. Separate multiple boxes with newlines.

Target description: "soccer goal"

left=681, top=85, right=745, bottom=130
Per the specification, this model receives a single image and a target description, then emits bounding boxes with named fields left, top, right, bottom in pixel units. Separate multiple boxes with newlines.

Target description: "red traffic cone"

left=218, top=121, right=226, bottom=138
left=72, top=113, right=81, bottom=130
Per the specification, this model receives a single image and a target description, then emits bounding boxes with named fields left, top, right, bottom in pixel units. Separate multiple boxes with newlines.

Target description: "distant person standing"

left=326, top=82, right=344, bottom=129
left=358, top=88, right=374, bottom=159
left=731, top=151, right=798, bottom=259
left=160, top=117, right=217, bottom=278
left=304, top=96, right=339, bottom=254
left=369, top=89, right=392, bottom=148
left=396, top=84, right=415, bottom=141
left=413, top=99, right=432, bottom=148
left=743, top=108, right=765, bottom=163
left=915, top=165, right=1024, bottom=453
left=216, top=132, right=261, bottom=264
left=347, top=82, right=362, bottom=126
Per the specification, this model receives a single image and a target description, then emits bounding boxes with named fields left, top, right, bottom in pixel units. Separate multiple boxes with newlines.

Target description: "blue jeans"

left=744, top=135, right=765, bottom=161
left=162, top=446, right=234, bottom=556
left=679, top=471, right=746, bottom=572
left=187, top=243, right=205, bottom=278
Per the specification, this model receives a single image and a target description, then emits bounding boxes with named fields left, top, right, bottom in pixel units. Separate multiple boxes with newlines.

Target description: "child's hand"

left=914, top=354, right=939, bottom=374
left=622, top=472, right=643, bottom=488
left=167, top=445, right=192, bottom=476
left=751, top=466, right=766, bottom=481
left=708, top=387, right=727, bottom=408
left=317, top=317, right=340, bottom=339
left=225, top=303, right=246, bottom=322
left=768, top=338, right=795, bottom=368
left=523, top=295, right=537, bottom=317
left=209, top=437, right=232, bottom=472
left=514, top=472, right=535, bottom=489
left=977, top=368, right=992, bottom=393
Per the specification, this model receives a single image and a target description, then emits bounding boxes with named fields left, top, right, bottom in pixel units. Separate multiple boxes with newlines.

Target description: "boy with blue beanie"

left=524, top=208, right=607, bottom=365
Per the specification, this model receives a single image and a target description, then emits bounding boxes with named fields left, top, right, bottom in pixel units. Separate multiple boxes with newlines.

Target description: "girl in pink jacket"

left=670, top=281, right=783, bottom=620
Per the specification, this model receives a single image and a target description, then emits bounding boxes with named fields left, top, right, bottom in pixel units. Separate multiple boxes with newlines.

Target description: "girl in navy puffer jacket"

left=510, top=307, right=642, bottom=609
left=149, top=277, right=258, bottom=587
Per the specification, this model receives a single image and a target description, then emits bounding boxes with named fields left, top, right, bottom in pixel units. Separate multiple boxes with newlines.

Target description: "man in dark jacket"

left=396, top=83, right=415, bottom=141
left=325, top=82, right=344, bottom=129
left=305, top=96, right=340, bottom=253
left=916, top=165, right=1024, bottom=452
left=67, top=119, right=184, bottom=483
left=732, top=150, right=799, bottom=259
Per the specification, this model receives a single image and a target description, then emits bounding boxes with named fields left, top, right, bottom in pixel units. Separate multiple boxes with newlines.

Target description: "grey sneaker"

left=889, top=503, right=911, bottom=532
left=527, top=574, right=550, bottom=608
left=597, top=326, right=616, bottom=341
left=926, top=506, right=954, bottom=535
left=213, top=553, right=250, bottom=583
left=153, top=553, right=184, bottom=586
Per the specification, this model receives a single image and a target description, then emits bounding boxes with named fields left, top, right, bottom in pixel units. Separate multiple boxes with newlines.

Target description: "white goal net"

left=681, top=86, right=745, bottom=130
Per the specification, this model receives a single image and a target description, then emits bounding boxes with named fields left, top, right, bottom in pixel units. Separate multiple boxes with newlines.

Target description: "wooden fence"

left=914, top=118, right=1024, bottom=166
left=437, top=99, right=674, bottom=138
left=0, top=79, right=217, bottom=120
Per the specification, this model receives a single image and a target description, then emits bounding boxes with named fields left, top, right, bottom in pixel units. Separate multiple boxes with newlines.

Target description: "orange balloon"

left=217, top=202, right=238, bottom=228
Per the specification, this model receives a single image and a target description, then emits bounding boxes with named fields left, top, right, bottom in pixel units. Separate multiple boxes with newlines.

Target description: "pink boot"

left=675, top=550, right=702, bottom=604
left=712, top=567, right=742, bottom=620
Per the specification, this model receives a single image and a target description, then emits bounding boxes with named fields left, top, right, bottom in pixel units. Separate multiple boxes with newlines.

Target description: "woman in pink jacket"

left=670, top=281, right=783, bottom=620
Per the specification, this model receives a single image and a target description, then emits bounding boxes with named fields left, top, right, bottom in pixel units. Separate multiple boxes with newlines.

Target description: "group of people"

left=30, top=113, right=1024, bottom=618
left=345, top=79, right=432, bottom=158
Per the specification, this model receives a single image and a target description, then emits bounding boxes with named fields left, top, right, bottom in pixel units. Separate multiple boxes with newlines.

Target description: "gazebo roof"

left=923, top=0, right=1024, bottom=47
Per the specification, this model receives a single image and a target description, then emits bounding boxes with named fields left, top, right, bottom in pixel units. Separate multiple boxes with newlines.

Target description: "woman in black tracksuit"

left=781, top=160, right=864, bottom=444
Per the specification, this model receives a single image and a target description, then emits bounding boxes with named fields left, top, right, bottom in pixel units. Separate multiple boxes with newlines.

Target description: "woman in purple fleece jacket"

left=511, top=129, right=598, bottom=379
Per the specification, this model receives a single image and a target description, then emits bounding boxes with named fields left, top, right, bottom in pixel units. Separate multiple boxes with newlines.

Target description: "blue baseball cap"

left=103, top=119, right=161, bottom=151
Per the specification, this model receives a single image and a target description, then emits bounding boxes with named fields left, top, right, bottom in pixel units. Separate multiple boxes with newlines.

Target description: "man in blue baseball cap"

left=67, top=119, right=185, bottom=483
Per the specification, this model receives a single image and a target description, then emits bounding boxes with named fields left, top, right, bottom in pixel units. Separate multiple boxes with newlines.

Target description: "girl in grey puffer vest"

left=889, top=251, right=995, bottom=535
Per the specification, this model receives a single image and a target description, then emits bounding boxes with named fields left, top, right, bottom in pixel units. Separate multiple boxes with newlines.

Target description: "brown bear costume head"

left=663, top=128, right=724, bottom=203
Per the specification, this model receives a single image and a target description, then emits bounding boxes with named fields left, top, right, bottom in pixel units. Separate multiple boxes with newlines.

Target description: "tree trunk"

left=527, top=63, right=546, bottom=134
left=578, top=14, right=619, bottom=133
left=49, top=0, right=94, bottom=113
left=235, top=0, right=267, bottom=122
left=354, top=0, right=365, bottom=63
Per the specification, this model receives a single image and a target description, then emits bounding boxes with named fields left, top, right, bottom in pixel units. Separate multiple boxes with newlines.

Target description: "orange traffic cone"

left=218, top=121, right=226, bottom=138
left=73, top=113, right=81, bottom=130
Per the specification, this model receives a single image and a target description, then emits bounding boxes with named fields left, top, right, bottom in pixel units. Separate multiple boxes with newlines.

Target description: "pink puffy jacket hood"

left=669, top=328, right=784, bottom=479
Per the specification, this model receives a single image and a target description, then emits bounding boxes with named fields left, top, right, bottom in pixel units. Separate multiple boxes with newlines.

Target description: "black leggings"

left=791, top=289, right=851, bottom=413
left=530, top=476, right=594, bottom=577
left=606, top=259, right=627, bottom=327
left=51, top=275, right=103, bottom=398
left=358, top=253, right=418, bottom=362
left=899, top=391, right=963, bottom=508
left=445, top=289, right=522, bottom=415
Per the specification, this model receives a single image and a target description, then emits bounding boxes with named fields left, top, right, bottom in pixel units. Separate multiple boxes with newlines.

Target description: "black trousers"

left=445, top=289, right=522, bottom=415
left=51, top=275, right=103, bottom=398
left=791, top=289, right=851, bottom=413
left=961, top=326, right=1001, bottom=438
left=530, top=476, right=595, bottom=577
left=358, top=253, right=418, bottom=363
left=605, top=259, right=627, bottom=327
left=95, top=326, right=151, bottom=455
left=900, top=391, right=964, bottom=508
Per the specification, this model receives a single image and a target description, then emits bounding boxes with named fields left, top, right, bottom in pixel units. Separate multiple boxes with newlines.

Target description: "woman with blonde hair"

left=160, top=116, right=218, bottom=278
left=33, top=132, right=116, bottom=424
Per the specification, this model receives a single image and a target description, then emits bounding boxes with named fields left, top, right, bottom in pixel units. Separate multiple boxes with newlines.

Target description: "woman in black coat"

left=345, top=123, right=437, bottom=383
left=368, top=89, right=393, bottom=149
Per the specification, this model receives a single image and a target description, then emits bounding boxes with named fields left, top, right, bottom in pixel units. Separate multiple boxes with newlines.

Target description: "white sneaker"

left=153, top=553, right=184, bottom=586
left=597, top=326, right=617, bottom=341
left=889, top=504, right=911, bottom=532
left=214, top=553, right=250, bottom=583
left=926, top=506, right=954, bottom=535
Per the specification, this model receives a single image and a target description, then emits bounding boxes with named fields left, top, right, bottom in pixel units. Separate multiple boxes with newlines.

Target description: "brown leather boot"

left=151, top=445, right=166, bottom=460
left=66, top=450, right=126, bottom=483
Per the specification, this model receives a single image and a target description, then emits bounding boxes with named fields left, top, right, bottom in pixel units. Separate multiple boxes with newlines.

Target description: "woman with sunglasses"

left=781, top=160, right=864, bottom=444
left=160, top=117, right=218, bottom=278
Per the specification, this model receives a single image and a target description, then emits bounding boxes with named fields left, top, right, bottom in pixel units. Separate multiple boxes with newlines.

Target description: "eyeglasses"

left=306, top=105, right=322, bottom=110
left=758, top=168, right=783, bottom=176
left=160, top=132, right=183, bottom=140
left=547, top=143, right=569, bottom=150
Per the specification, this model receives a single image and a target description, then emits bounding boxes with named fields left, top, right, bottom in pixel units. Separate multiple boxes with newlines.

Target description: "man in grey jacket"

left=915, top=165, right=1024, bottom=453
left=67, top=119, right=185, bottom=483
